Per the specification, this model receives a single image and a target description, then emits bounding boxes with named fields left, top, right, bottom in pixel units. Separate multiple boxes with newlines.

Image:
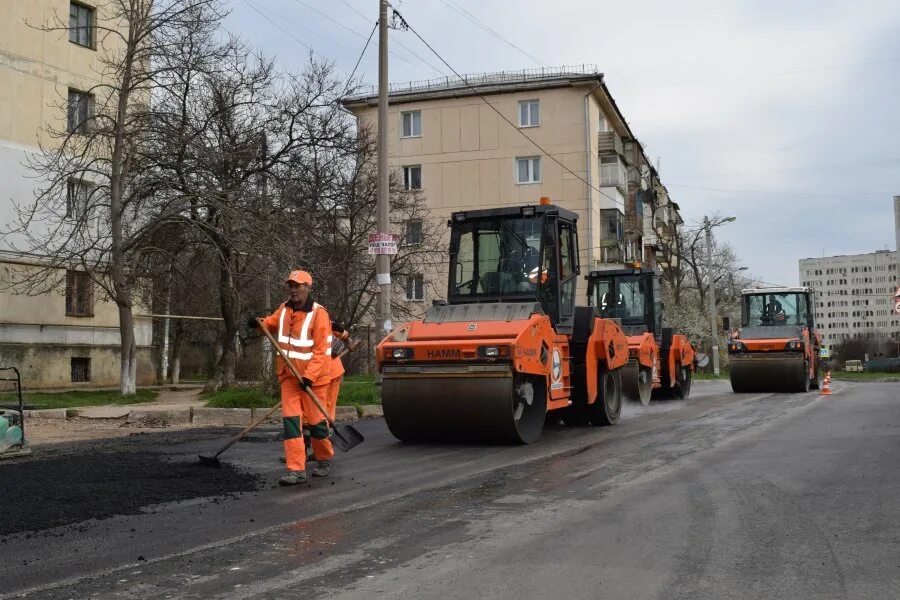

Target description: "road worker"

left=282, top=319, right=357, bottom=471
left=249, top=270, right=334, bottom=486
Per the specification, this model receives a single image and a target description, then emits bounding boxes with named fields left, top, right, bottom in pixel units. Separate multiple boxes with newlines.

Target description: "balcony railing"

left=597, top=131, right=623, bottom=156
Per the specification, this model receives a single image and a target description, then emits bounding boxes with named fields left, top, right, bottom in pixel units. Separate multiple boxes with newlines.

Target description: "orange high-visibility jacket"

left=261, top=298, right=332, bottom=386
left=328, top=323, right=349, bottom=381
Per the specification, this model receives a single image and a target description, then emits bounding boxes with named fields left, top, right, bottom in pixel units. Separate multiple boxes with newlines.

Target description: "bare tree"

left=6, top=0, right=225, bottom=395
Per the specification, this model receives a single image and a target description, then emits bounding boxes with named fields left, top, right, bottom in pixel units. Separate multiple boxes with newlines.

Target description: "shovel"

left=257, top=319, right=364, bottom=453
left=198, top=402, right=282, bottom=468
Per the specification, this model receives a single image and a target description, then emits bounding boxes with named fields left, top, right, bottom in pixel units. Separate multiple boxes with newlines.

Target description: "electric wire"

left=290, top=0, right=447, bottom=78
left=439, top=0, right=548, bottom=67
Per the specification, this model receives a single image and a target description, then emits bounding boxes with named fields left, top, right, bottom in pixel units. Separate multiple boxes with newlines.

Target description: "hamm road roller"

left=728, top=287, right=822, bottom=393
left=587, top=268, right=696, bottom=405
left=376, top=201, right=629, bottom=443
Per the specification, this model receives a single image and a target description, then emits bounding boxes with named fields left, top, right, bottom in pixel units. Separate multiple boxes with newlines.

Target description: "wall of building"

left=0, top=343, right=155, bottom=389
left=799, top=250, right=900, bottom=347
left=351, top=82, right=639, bottom=312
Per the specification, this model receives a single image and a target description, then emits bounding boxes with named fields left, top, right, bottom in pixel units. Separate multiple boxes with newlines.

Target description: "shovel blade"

left=197, top=454, right=222, bottom=468
left=331, top=423, right=364, bottom=452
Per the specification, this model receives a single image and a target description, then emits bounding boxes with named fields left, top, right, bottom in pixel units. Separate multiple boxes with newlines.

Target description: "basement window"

left=71, top=357, right=91, bottom=382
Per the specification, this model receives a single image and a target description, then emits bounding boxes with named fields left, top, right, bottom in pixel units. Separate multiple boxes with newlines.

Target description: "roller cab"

left=377, top=202, right=628, bottom=444
left=728, top=287, right=822, bottom=393
left=586, top=268, right=696, bottom=405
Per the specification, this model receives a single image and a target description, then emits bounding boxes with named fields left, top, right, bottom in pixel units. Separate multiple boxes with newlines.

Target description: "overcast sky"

left=225, top=0, right=900, bottom=286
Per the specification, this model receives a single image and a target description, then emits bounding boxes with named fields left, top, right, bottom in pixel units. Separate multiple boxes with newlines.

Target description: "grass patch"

left=339, top=375, right=379, bottom=406
left=202, top=375, right=381, bottom=409
left=0, top=389, right=158, bottom=410
left=203, top=388, right=274, bottom=409
left=830, top=371, right=900, bottom=381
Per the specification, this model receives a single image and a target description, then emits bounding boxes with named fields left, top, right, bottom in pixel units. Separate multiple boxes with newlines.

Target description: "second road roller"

left=587, top=267, right=696, bottom=405
left=728, top=287, right=823, bottom=393
left=375, top=200, right=629, bottom=443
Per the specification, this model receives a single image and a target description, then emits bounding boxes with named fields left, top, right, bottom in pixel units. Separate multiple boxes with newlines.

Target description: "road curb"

left=192, top=407, right=253, bottom=426
left=125, top=408, right=192, bottom=427
left=357, top=404, right=383, bottom=419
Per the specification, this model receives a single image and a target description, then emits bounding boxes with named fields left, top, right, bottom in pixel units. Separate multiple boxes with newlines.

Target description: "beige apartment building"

left=0, top=1, right=154, bottom=388
left=342, top=66, right=683, bottom=307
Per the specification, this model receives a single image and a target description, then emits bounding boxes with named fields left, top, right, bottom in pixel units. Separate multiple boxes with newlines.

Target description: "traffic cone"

left=820, top=371, right=832, bottom=395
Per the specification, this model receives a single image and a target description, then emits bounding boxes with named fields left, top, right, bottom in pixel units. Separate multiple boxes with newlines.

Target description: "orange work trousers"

left=325, top=375, right=343, bottom=420
left=280, top=376, right=334, bottom=472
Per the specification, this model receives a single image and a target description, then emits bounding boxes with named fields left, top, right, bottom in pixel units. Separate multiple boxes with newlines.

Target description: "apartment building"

left=342, top=66, right=683, bottom=306
left=0, top=1, right=154, bottom=387
left=799, top=250, right=900, bottom=347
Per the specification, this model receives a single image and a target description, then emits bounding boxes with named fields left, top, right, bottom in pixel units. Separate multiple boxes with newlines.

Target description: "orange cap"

left=286, top=270, right=312, bottom=286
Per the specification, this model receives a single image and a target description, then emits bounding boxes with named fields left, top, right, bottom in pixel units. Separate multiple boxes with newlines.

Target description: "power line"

left=668, top=183, right=893, bottom=199
left=290, top=0, right=447, bottom=78
left=439, top=0, right=548, bottom=67
left=390, top=7, right=631, bottom=213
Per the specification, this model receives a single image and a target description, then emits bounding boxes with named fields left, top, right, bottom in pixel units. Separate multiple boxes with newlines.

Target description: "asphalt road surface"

left=2, top=380, right=898, bottom=599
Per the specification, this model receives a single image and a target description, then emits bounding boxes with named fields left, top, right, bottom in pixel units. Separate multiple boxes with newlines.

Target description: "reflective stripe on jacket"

left=261, top=299, right=332, bottom=385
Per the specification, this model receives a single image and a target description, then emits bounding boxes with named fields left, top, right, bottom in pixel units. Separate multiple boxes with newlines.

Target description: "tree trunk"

left=118, top=304, right=138, bottom=395
left=210, top=257, right=239, bottom=390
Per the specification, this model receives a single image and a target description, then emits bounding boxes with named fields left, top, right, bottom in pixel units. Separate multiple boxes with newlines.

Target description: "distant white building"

left=799, top=250, right=900, bottom=348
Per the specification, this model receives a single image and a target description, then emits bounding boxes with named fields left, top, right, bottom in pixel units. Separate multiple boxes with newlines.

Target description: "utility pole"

left=375, top=0, right=393, bottom=341
left=704, top=216, right=720, bottom=376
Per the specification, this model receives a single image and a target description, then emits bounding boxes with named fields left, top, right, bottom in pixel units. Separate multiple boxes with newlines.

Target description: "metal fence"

left=346, top=64, right=601, bottom=100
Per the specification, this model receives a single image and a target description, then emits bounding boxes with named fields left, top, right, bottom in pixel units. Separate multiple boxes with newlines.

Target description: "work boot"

left=278, top=470, right=307, bottom=486
left=311, top=458, right=334, bottom=478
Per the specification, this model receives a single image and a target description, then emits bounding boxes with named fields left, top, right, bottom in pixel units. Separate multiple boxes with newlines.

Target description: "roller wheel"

left=622, top=363, right=653, bottom=406
left=810, top=359, right=822, bottom=390
left=797, top=359, right=811, bottom=393
left=560, top=395, right=590, bottom=427
left=589, top=366, right=622, bottom=426
left=674, top=364, right=692, bottom=399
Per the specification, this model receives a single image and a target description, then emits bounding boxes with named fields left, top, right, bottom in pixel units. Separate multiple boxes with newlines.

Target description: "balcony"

left=597, top=130, right=623, bottom=156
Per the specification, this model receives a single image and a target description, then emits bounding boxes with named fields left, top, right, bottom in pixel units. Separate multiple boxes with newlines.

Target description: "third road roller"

left=728, top=287, right=823, bottom=393
left=376, top=199, right=629, bottom=444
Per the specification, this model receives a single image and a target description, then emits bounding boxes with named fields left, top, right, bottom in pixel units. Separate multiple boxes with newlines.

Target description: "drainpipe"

left=583, top=84, right=601, bottom=271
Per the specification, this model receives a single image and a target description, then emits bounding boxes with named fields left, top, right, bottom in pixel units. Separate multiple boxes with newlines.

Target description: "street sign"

left=368, top=233, right=399, bottom=255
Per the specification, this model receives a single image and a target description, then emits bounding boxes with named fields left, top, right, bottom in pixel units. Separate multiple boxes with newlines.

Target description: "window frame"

left=69, top=1, right=95, bottom=49
left=400, top=110, right=422, bottom=138
left=518, top=99, right=540, bottom=128
left=515, top=156, right=541, bottom=185
left=402, top=165, right=422, bottom=191
left=405, top=220, right=423, bottom=246
left=65, top=270, right=95, bottom=317
left=66, top=178, right=92, bottom=219
left=405, top=273, right=425, bottom=301
left=67, top=88, right=94, bottom=133
left=71, top=356, right=92, bottom=383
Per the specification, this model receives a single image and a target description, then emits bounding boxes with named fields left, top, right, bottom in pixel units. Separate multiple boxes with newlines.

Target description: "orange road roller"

left=376, top=201, right=629, bottom=443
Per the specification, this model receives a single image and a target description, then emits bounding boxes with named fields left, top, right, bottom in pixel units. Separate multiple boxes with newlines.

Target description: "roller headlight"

left=478, top=345, right=509, bottom=358
left=784, top=340, right=804, bottom=352
left=391, top=348, right=411, bottom=359
left=728, top=341, right=745, bottom=353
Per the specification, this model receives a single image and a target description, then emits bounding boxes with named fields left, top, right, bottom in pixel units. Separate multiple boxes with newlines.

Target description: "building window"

left=516, top=156, right=541, bottom=184
left=66, top=179, right=92, bottom=218
left=401, top=110, right=421, bottom=138
left=600, top=155, right=625, bottom=187
left=405, top=274, right=424, bottom=301
left=69, top=2, right=94, bottom=48
left=518, top=100, right=540, bottom=127
left=71, top=357, right=91, bottom=382
left=403, top=165, right=422, bottom=190
left=66, top=270, right=94, bottom=316
left=68, top=89, right=93, bottom=133
left=405, top=220, right=422, bottom=246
